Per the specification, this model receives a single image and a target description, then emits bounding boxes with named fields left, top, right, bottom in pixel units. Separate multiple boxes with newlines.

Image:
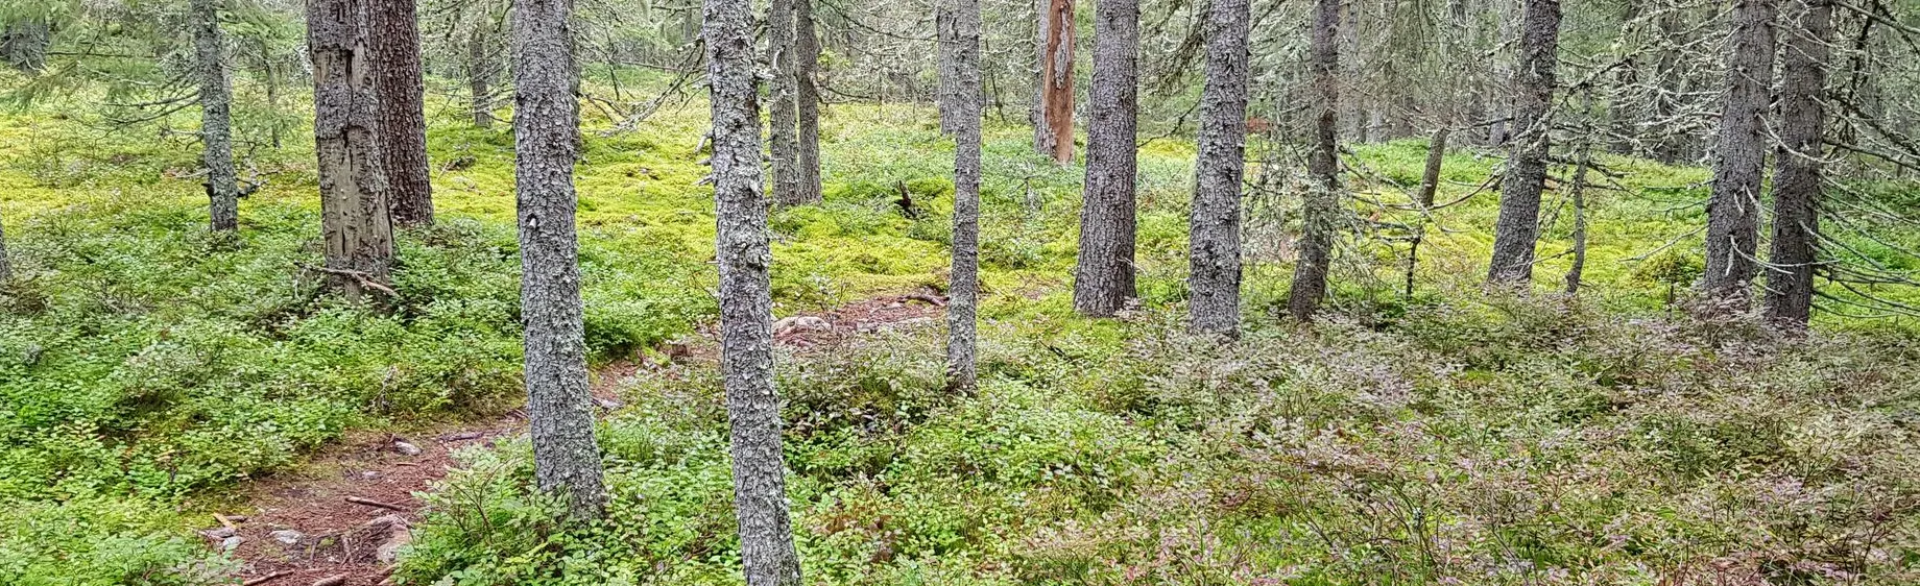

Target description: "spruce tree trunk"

left=512, top=0, right=608, bottom=521
left=1485, top=0, right=1562, bottom=285
left=937, top=0, right=959, bottom=135
left=1289, top=0, right=1340, bottom=321
left=706, top=0, right=804, bottom=579
left=1034, top=0, right=1075, bottom=164
left=947, top=0, right=984, bottom=390
left=372, top=0, right=434, bottom=226
left=1765, top=0, right=1830, bottom=327
left=794, top=0, right=824, bottom=204
left=1701, top=0, right=1777, bottom=308
left=1187, top=0, right=1249, bottom=337
left=0, top=214, right=11, bottom=284
left=1405, top=127, right=1448, bottom=298
left=309, top=0, right=395, bottom=299
left=766, top=0, right=803, bottom=206
left=192, top=0, right=239, bottom=234
left=468, top=27, right=495, bottom=128
left=1071, top=0, right=1139, bottom=317
left=1, top=21, right=48, bottom=73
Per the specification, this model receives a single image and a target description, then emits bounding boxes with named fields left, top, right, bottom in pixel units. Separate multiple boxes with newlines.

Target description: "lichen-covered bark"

left=1071, top=0, right=1139, bottom=317
left=309, top=0, right=395, bottom=299
left=766, top=0, right=802, bottom=207
left=511, top=0, right=608, bottom=521
left=706, top=0, right=804, bottom=579
left=1187, top=0, right=1249, bottom=337
left=468, top=27, right=496, bottom=128
left=192, top=0, right=239, bottom=234
left=1034, top=0, right=1075, bottom=164
left=372, top=0, right=434, bottom=226
left=1288, top=0, right=1339, bottom=321
left=1765, top=0, right=1830, bottom=327
left=1702, top=0, right=1777, bottom=307
left=1485, top=0, right=1562, bottom=285
left=947, top=0, right=984, bottom=389
left=794, top=0, right=823, bottom=204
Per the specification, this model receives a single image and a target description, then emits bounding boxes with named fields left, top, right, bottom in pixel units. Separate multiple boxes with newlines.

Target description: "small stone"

left=270, top=529, right=304, bottom=545
left=392, top=440, right=422, bottom=456
left=360, top=470, right=381, bottom=480
left=375, top=526, right=413, bottom=563
left=773, top=315, right=832, bottom=337
left=220, top=535, right=242, bottom=551
left=593, top=396, right=623, bottom=411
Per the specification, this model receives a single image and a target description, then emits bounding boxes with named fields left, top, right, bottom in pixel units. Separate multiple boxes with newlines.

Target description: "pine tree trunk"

left=372, top=0, right=434, bottom=226
left=192, top=0, right=239, bottom=234
left=1485, top=0, right=1562, bottom=285
left=1701, top=0, right=1777, bottom=308
left=1, top=21, right=48, bottom=73
left=512, top=0, right=608, bottom=521
left=706, top=0, right=804, bottom=579
left=1288, top=0, right=1340, bottom=322
left=1072, top=0, right=1139, bottom=317
left=468, top=27, right=495, bottom=128
left=1034, top=0, right=1075, bottom=164
left=309, top=0, right=395, bottom=299
left=794, top=0, right=824, bottom=204
left=766, top=0, right=802, bottom=206
left=1187, top=0, right=1249, bottom=337
left=1765, top=0, right=1829, bottom=327
left=947, top=0, right=984, bottom=389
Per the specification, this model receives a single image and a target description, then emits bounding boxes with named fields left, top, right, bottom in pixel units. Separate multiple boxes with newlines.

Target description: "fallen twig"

left=311, top=575, right=347, bottom=586
left=240, top=571, right=291, bottom=586
left=345, top=496, right=408, bottom=512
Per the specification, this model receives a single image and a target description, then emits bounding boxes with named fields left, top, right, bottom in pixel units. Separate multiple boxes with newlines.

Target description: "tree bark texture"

left=1765, top=0, right=1829, bottom=327
left=1288, top=0, right=1340, bottom=321
left=706, top=0, right=805, bottom=579
left=1034, top=0, right=1075, bottom=164
left=1405, top=127, right=1449, bottom=298
left=947, top=0, right=984, bottom=390
left=1701, top=0, right=1777, bottom=307
left=372, top=0, right=434, bottom=226
left=766, top=0, right=802, bottom=207
left=1485, top=0, right=1562, bottom=285
left=1072, top=0, right=1139, bottom=317
left=309, top=0, right=395, bottom=299
left=794, top=0, right=824, bottom=204
left=0, top=214, right=12, bottom=284
left=192, top=0, right=239, bottom=234
left=468, top=27, right=496, bottom=128
left=1187, top=0, right=1249, bottom=337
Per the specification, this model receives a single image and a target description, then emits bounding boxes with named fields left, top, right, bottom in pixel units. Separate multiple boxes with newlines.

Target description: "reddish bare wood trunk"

left=1034, top=0, right=1075, bottom=164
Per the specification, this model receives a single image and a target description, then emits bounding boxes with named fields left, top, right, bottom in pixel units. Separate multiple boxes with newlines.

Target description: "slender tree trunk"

left=512, top=0, right=607, bottom=521
left=0, top=213, right=11, bottom=284
left=1289, top=0, right=1340, bottom=321
left=309, top=0, right=395, bottom=299
left=1701, top=0, right=1778, bottom=308
left=706, top=0, right=804, bottom=579
left=1406, top=126, right=1449, bottom=298
left=1072, top=0, right=1139, bottom=317
left=794, top=0, right=823, bottom=204
left=1565, top=113, right=1593, bottom=295
left=468, top=27, right=495, bottom=128
left=372, top=0, right=434, bottom=226
left=947, top=0, right=984, bottom=390
left=766, top=0, right=802, bottom=206
left=193, top=0, right=239, bottom=234
left=1034, top=0, right=1075, bottom=164
left=1, top=21, right=48, bottom=73
left=1765, top=0, right=1830, bottom=327
left=937, top=0, right=959, bottom=135
left=1187, top=0, right=1249, bottom=337
left=1485, top=0, right=1562, bottom=285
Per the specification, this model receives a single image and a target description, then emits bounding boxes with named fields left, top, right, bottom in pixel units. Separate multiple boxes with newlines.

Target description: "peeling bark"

left=1034, top=0, right=1075, bottom=164
left=309, top=0, right=395, bottom=299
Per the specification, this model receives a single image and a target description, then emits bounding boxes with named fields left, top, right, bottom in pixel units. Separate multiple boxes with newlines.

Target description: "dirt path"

left=203, top=293, right=943, bottom=586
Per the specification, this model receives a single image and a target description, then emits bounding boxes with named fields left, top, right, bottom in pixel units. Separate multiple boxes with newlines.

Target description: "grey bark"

left=1187, top=0, right=1249, bottom=337
left=468, top=27, right=495, bottom=128
left=373, top=0, right=434, bottom=226
left=1071, top=0, right=1139, bottom=317
left=0, top=213, right=11, bottom=284
left=1405, top=127, right=1449, bottom=299
left=1565, top=105, right=1594, bottom=295
left=794, top=0, right=823, bottom=204
left=1701, top=0, right=1778, bottom=307
left=937, top=0, right=959, bottom=135
left=1288, top=0, right=1340, bottom=321
left=309, top=0, right=395, bottom=299
left=1485, top=0, right=1562, bottom=285
left=766, top=0, right=802, bottom=207
left=1, top=21, right=47, bottom=73
left=1034, top=0, right=1075, bottom=164
left=193, top=0, right=239, bottom=234
left=1765, top=0, right=1830, bottom=327
left=512, top=0, right=608, bottom=521
left=947, top=0, right=983, bottom=389
left=706, top=0, right=804, bottom=579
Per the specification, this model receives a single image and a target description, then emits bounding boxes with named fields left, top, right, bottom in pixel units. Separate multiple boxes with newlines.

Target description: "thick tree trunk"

left=705, top=0, right=804, bottom=579
left=192, top=0, right=239, bottom=234
left=947, top=0, right=983, bottom=389
left=1071, top=0, right=1139, bottom=317
left=1187, top=0, right=1249, bottom=337
left=1485, top=0, right=1562, bottom=285
left=309, top=0, right=395, bottom=299
left=512, top=0, right=608, bottom=522
left=1, top=21, right=48, bottom=73
left=795, top=0, right=823, bottom=204
left=468, top=27, right=495, bottom=128
left=372, top=0, right=434, bottom=226
left=1289, top=0, right=1340, bottom=321
left=766, top=0, right=802, bottom=206
left=1701, top=0, right=1777, bottom=308
left=1034, top=0, right=1075, bottom=164
left=1765, top=0, right=1830, bottom=327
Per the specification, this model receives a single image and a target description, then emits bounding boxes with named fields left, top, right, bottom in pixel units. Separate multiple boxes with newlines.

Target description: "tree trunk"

left=0, top=213, right=12, bottom=284
left=705, top=0, right=804, bottom=579
left=766, top=0, right=802, bottom=206
left=192, top=0, right=239, bottom=234
left=468, top=27, right=495, bottom=128
left=309, top=0, right=395, bottom=299
left=947, top=0, right=984, bottom=389
left=372, top=0, right=434, bottom=226
left=1071, top=0, right=1139, bottom=317
left=1034, top=0, right=1075, bottom=164
left=1701, top=0, right=1777, bottom=308
left=512, top=0, right=608, bottom=522
left=1765, top=0, right=1829, bottom=327
left=937, top=0, right=959, bottom=135
left=794, top=0, right=823, bottom=204
left=1565, top=107, right=1593, bottom=295
left=1405, top=126, right=1449, bottom=298
left=1, top=21, right=48, bottom=73
left=1187, top=0, right=1249, bottom=337
left=1289, top=0, right=1340, bottom=321
left=1485, top=0, right=1562, bottom=285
